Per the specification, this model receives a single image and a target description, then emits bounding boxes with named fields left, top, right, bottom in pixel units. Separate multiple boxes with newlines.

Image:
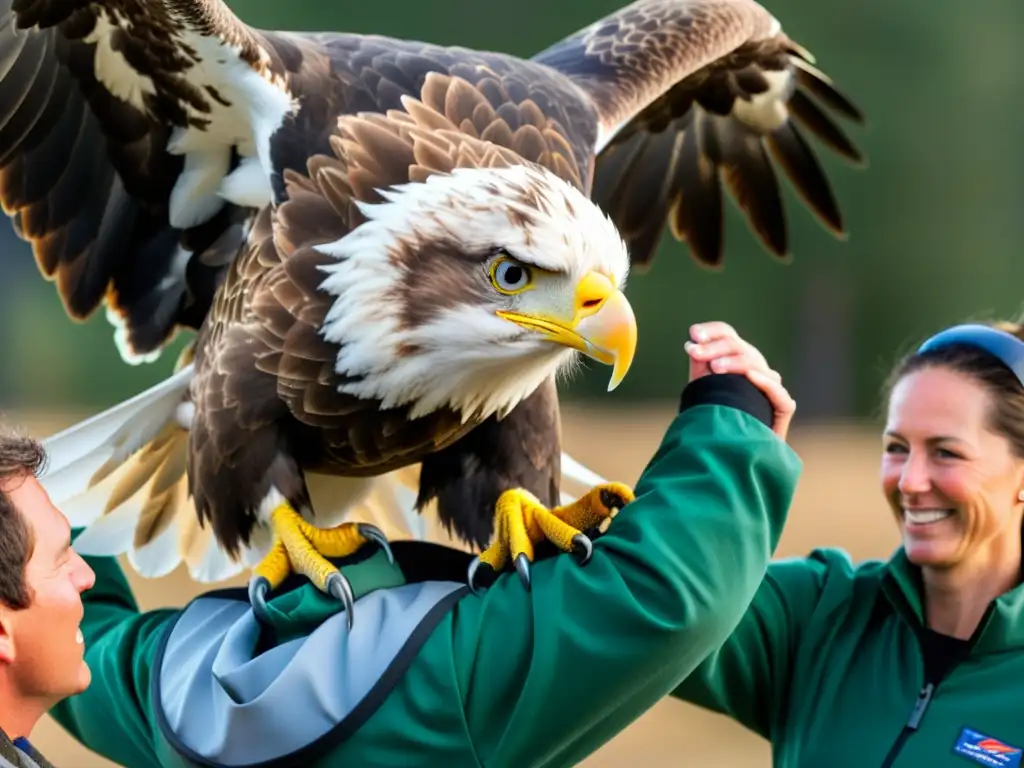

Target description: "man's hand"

left=684, top=321, right=796, bottom=441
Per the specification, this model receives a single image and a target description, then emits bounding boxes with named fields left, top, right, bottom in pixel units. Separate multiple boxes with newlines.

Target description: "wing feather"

left=0, top=0, right=295, bottom=362
left=534, top=0, right=866, bottom=267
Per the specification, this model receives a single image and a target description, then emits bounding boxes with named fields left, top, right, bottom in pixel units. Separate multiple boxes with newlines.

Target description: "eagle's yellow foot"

left=467, top=482, right=634, bottom=593
left=247, top=502, right=393, bottom=628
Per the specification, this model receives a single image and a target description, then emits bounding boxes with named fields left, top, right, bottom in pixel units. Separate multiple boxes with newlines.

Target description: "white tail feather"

left=558, top=450, right=610, bottom=506
left=70, top=498, right=147, bottom=559
left=41, top=364, right=195, bottom=507
left=126, top=519, right=184, bottom=579
left=40, top=365, right=201, bottom=573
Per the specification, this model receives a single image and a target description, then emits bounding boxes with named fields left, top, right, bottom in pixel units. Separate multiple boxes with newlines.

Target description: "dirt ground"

left=19, top=405, right=899, bottom=767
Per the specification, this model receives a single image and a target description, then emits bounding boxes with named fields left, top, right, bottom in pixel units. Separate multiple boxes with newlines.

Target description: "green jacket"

left=671, top=544, right=1024, bottom=768
left=50, top=375, right=802, bottom=768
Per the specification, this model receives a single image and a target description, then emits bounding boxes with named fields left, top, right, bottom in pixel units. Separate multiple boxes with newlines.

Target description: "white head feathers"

left=316, top=163, right=631, bottom=421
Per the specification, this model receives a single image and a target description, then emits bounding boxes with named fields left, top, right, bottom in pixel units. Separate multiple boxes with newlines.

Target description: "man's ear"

left=0, top=608, right=15, bottom=665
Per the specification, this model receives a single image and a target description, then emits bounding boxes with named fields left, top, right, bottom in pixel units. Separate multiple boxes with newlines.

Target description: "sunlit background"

left=3, top=0, right=1023, bottom=765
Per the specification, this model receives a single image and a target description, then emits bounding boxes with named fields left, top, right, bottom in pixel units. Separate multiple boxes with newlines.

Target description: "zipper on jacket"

left=879, top=682, right=935, bottom=768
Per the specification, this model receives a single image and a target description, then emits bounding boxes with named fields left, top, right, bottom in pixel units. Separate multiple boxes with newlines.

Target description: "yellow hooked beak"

left=496, top=271, right=638, bottom=391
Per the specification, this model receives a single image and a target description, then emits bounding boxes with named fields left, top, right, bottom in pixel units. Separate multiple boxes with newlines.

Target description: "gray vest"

left=0, top=732, right=52, bottom=768
left=150, top=573, right=469, bottom=767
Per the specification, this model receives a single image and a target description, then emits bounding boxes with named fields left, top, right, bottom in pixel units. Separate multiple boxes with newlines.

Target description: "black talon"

left=248, top=576, right=272, bottom=625
left=514, top=553, right=532, bottom=591
left=467, top=557, right=485, bottom=595
left=571, top=533, right=593, bottom=565
left=600, top=489, right=629, bottom=511
left=326, top=570, right=356, bottom=631
left=357, top=523, right=394, bottom=565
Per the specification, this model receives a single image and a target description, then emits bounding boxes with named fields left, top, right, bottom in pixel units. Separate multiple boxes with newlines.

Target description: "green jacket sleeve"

left=667, top=549, right=834, bottom=739
left=450, top=375, right=804, bottom=767
left=48, top=531, right=177, bottom=768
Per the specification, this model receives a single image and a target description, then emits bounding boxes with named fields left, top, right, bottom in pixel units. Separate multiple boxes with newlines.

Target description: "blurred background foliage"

left=1, top=0, right=1022, bottom=424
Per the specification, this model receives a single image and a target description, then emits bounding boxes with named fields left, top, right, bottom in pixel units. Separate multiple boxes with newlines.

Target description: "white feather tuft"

left=730, top=69, right=795, bottom=132
left=219, top=156, right=274, bottom=209
left=168, top=146, right=232, bottom=229
left=85, top=11, right=157, bottom=110
left=85, top=9, right=294, bottom=234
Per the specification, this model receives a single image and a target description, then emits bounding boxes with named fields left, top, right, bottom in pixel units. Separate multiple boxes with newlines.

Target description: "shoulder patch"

left=952, top=726, right=1022, bottom=767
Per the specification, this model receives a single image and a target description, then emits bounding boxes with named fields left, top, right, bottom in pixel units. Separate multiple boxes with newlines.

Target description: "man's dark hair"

left=0, top=430, right=47, bottom=610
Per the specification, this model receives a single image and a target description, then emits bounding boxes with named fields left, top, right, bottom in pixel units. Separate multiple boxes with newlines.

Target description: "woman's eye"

left=492, top=260, right=531, bottom=292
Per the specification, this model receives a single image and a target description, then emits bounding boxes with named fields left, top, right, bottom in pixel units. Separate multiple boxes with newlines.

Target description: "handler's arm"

left=48, top=532, right=176, bottom=768
left=451, top=373, right=803, bottom=766
left=668, top=550, right=835, bottom=738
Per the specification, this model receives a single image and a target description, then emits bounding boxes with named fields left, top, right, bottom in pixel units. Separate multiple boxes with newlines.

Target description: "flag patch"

left=953, top=727, right=1022, bottom=768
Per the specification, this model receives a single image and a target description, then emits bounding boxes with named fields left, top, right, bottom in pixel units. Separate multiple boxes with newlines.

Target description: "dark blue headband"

left=916, top=323, right=1024, bottom=387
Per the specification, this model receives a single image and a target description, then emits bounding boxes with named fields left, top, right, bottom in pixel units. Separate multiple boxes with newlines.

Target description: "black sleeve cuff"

left=678, top=373, right=773, bottom=429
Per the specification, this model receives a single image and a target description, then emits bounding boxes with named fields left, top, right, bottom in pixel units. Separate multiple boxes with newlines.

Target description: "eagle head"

left=316, top=163, right=637, bottom=421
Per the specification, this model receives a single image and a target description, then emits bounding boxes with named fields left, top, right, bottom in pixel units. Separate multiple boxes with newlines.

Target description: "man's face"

left=0, top=474, right=95, bottom=702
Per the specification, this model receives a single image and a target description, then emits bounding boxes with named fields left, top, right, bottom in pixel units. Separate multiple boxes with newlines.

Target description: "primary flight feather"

left=0, top=0, right=865, bottom=612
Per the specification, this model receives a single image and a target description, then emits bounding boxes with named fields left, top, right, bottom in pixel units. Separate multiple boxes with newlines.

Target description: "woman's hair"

left=884, top=320, right=1024, bottom=458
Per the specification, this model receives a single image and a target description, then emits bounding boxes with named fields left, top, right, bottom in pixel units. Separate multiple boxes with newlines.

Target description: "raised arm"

left=444, top=363, right=803, bottom=766
left=668, top=551, right=831, bottom=737
left=48, top=534, right=176, bottom=768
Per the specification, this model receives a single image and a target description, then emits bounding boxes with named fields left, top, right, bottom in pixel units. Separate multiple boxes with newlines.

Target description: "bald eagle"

left=3, top=0, right=864, bottom=617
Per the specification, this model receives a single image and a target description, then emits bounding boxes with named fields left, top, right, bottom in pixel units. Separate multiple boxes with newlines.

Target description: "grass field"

left=18, top=404, right=900, bottom=767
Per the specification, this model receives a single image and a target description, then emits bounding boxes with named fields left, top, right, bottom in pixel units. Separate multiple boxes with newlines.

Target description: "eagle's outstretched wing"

left=533, top=0, right=865, bottom=267
left=0, top=0, right=294, bottom=361
left=0, top=0, right=595, bottom=364
left=1, top=0, right=864, bottom=365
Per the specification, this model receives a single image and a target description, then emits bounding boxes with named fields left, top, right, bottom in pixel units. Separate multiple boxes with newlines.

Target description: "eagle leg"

left=247, top=502, right=393, bottom=628
left=466, top=482, right=635, bottom=593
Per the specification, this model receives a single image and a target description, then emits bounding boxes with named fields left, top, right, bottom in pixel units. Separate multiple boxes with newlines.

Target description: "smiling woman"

left=881, top=321, right=1024, bottom=639
left=668, top=319, right=1024, bottom=768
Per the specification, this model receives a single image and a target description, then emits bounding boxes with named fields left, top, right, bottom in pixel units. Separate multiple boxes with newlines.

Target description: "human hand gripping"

left=684, top=321, right=796, bottom=441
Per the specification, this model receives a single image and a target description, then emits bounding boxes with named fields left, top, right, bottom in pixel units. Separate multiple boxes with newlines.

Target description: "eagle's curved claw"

left=571, top=533, right=593, bottom=565
left=466, top=553, right=529, bottom=594
left=466, top=556, right=488, bottom=595
left=248, top=576, right=272, bottom=625
left=469, top=482, right=635, bottom=592
left=326, top=570, right=356, bottom=630
left=248, top=503, right=389, bottom=629
left=357, top=523, right=394, bottom=565
left=514, top=553, right=532, bottom=590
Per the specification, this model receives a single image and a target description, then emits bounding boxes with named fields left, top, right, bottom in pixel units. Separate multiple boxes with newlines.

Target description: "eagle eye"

left=489, top=255, right=533, bottom=295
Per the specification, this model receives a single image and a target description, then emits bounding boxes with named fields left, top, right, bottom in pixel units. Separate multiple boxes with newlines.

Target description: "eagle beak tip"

left=604, top=343, right=634, bottom=393
left=495, top=274, right=637, bottom=390
left=576, top=286, right=637, bottom=392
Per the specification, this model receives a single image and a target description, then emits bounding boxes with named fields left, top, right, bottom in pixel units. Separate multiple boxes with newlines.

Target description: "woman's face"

left=881, top=366, right=1024, bottom=570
